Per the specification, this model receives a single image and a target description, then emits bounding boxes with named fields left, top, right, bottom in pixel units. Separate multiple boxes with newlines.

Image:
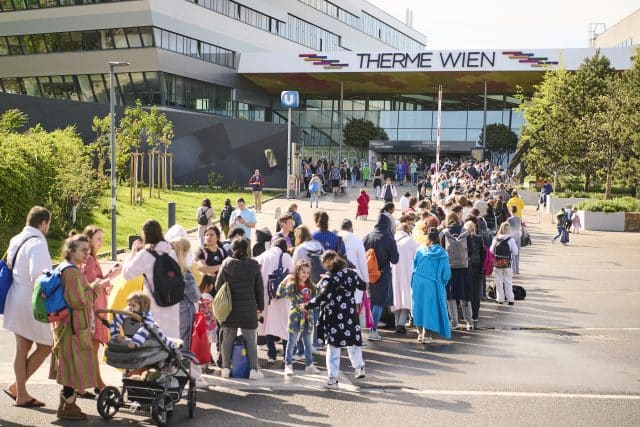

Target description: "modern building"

left=592, top=8, right=639, bottom=48
left=0, top=1, right=635, bottom=187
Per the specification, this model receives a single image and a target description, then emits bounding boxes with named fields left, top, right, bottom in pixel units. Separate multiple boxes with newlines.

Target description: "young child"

left=303, top=251, right=367, bottom=390
left=356, top=189, right=370, bottom=221
left=277, top=260, right=321, bottom=376
left=110, top=292, right=177, bottom=350
left=571, top=207, right=582, bottom=234
left=198, top=279, right=218, bottom=369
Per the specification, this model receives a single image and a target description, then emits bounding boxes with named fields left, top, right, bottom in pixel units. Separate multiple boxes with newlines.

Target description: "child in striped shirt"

left=110, top=292, right=177, bottom=350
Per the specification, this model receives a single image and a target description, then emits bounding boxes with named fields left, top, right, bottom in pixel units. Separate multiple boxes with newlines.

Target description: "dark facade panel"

left=0, top=92, right=300, bottom=187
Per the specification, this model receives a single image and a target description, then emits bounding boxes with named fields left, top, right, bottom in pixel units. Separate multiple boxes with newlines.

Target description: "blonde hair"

left=127, top=291, right=151, bottom=313
left=294, top=225, right=312, bottom=247
left=497, top=222, right=511, bottom=235
left=463, top=221, right=477, bottom=234
left=171, top=238, right=191, bottom=271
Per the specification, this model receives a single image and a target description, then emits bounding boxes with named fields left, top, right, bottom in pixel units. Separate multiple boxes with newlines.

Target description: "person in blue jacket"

left=411, top=227, right=452, bottom=343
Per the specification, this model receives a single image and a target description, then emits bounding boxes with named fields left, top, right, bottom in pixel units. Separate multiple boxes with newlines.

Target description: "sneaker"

left=292, top=354, right=305, bottom=361
left=508, top=302, right=514, bottom=306
left=196, top=378, right=208, bottom=388
left=368, top=331, right=382, bottom=341
left=423, top=336, right=434, bottom=343
left=354, top=367, right=366, bottom=379
left=466, top=322, right=474, bottom=331
left=325, top=380, right=339, bottom=390
left=249, top=369, right=264, bottom=380
left=267, top=358, right=276, bottom=364
left=395, top=325, right=407, bottom=335
left=284, top=364, right=294, bottom=376
left=220, top=368, right=230, bottom=378
left=305, top=364, right=321, bottom=374
left=416, top=331, right=424, bottom=343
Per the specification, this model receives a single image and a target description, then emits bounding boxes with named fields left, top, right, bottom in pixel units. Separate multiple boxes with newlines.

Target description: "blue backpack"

left=267, top=253, right=289, bottom=304
left=32, top=262, right=76, bottom=325
left=230, top=336, right=250, bottom=378
left=309, top=180, right=319, bottom=193
left=0, top=236, right=36, bottom=314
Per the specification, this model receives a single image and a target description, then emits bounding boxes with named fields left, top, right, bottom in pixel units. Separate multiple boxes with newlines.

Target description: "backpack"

left=513, top=285, right=527, bottom=300
left=306, top=249, right=326, bottom=284
left=309, top=180, right=319, bottom=193
left=366, top=248, right=381, bottom=284
left=220, top=206, right=233, bottom=227
left=521, top=229, right=532, bottom=247
left=267, top=253, right=289, bottom=304
left=384, top=185, right=393, bottom=201
left=197, top=207, right=209, bottom=226
left=230, top=336, right=250, bottom=378
left=144, top=249, right=185, bottom=307
left=213, top=281, right=232, bottom=322
left=443, top=229, right=470, bottom=269
left=0, top=236, right=36, bottom=314
left=32, top=262, right=76, bottom=324
left=482, top=245, right=495, bottom=276
left=494, top=237, right=512, bottom=269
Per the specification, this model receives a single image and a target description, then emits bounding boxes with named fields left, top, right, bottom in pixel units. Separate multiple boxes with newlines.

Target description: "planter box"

left=577, top=210, right=625, bottom=232
left=517, top=189, right=540, bottom=206
left=624, top=212, right=640, bottom=232
left=546, top=196, right=590, bottom=214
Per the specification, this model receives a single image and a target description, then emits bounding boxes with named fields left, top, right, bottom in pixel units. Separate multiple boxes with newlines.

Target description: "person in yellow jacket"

left=506, top=190, right=525, bottom=219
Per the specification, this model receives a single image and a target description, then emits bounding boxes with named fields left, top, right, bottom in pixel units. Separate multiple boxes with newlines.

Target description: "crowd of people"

left=2, top=158, right=540, bottom=420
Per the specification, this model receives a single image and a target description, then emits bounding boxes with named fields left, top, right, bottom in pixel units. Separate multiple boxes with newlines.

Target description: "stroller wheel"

left=151, top=392, right=174, bottom=426
left=188, top=379, right=196, bottom=418
left=97, top=386, right=121, bottom=419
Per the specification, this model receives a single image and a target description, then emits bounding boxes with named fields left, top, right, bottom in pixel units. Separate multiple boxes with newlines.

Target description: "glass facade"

left=299, top=0, right=425, bottom=51
left=0, top=27, right=235, bottom=68
left=273, top=94, right=523, bottom=148
left=0, top=72, right=237, bottom=115
left=0, top=0, right=137, bottom=12
left=186, top=0, right=346, bottom=51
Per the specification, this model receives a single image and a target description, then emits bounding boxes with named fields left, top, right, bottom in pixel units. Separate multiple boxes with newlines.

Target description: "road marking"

left=405, top=389, right=640, bottom=400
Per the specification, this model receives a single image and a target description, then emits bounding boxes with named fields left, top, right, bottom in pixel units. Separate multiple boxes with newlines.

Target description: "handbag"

left=230, top=336, right=250, bottom=378
left=213, top=281, right=232, bottom=322
left=190, top=312, right=212, bottom=364
left=358, top=291, right=374, bottom=330
left=520, top=228, right=532, bottom=247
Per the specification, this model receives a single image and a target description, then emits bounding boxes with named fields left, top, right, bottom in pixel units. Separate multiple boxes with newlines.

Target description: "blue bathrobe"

left=411, top=244, right=452, bottom=339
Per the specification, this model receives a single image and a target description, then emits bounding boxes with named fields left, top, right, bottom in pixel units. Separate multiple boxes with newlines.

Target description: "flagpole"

left=435, top=85, right=442, bottom=178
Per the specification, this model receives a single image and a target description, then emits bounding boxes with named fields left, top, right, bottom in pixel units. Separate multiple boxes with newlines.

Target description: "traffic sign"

left=281, top=91, right=299, bottom=108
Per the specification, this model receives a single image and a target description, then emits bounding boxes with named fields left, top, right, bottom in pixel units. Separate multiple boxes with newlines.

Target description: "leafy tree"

left=89, top=114, right=111, bottom=186
left=0, top=109, right=28, bottom=133
left=343, top=118, right=388, bottom=158
left=479, top=123, right=518, bottom=165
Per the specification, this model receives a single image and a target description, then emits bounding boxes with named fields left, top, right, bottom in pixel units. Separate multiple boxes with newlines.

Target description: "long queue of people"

left=1, top=160, right=531, bottom=421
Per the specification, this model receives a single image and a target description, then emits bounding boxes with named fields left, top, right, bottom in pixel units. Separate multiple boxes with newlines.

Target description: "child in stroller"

left=95, top=292, right=197, bottom=426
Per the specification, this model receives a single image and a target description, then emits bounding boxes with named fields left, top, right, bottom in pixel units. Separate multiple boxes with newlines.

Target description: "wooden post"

left=168, top=153, right=173, bottom=192
left=149, top=151, right=154, bottom=198
left=157, top=151, right=162, bottom=198
left=130, top=155, right=135, bottom=205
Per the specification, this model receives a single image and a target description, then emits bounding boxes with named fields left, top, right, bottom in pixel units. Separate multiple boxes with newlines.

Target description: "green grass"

left=2, top=186, right=280, bottom=261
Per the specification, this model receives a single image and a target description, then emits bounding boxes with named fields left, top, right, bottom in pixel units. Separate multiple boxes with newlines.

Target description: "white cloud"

left=366, top=0, right=639, bottom=49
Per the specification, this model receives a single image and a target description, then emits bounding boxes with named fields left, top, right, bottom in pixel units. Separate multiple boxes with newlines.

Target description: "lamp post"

left=109, top=61, right=129, bottom=261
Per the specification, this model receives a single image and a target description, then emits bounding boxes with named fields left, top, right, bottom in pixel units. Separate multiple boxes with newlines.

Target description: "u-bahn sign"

left=370, top=140, right=477, bottom=153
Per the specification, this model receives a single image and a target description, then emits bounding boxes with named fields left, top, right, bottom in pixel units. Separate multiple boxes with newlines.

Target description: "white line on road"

left=404, top=389, right=640, bottom=400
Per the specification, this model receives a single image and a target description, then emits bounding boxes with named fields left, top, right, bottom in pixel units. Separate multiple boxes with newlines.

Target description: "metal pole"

left=483, top=79, right=487, bottom=160
left=286, top=107, right=291, bottom=199
left=109, top=65, right=117, bottom=261
left=339, top=81, right=344, bottom=165
left=435, top=85, right=442, bottom=178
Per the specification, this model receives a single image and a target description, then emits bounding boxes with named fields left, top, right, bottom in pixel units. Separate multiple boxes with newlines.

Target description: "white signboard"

left=239, top=48, right=633, bottom=73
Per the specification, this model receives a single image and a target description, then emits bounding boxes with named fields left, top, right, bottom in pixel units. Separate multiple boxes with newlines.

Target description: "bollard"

left=168, top=202, right=176, bottom=229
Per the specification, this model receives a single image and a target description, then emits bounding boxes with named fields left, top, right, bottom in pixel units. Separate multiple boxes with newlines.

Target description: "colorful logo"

left=502, top=51, right=558, bottom=68
left=299, top=53, right=349, bottom=69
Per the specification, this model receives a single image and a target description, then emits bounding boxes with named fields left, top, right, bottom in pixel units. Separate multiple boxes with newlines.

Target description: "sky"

left=366, top=0, right=639, bottom=49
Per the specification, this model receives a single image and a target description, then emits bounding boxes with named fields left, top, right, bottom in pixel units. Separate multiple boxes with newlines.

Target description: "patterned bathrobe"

left=306, top=268, right=366, bottom=348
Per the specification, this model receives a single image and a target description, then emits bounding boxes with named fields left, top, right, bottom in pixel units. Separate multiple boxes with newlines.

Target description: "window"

left=125, top=27, right=142, bottom=48
left=82, top=30, right=101, bottom=50
left=139, top=27, right=153, bottom=47
left=22, top=77, right=42, bottom=96
left=6, top=36, right=22, bottom=55
left=0, top=37, right=8, bottom=56
left=76, top=74, right=95, bottom=102
left=19, top=35, right=36, bottom=54
left=112, top=29, right=128, bottom=48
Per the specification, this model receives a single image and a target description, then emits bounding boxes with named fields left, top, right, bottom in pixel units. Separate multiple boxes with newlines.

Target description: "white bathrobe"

left=255, top=247, right=293, bottom=340
left=391, top=230, right=419, bottom=312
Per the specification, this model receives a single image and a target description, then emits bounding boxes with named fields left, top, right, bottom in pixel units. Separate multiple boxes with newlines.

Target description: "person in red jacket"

left=248, top=169, right=265, bottom=213
left=356, top=189, right=370, bottom=221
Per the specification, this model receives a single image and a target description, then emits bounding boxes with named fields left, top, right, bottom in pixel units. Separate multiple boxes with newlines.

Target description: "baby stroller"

left=95, top=309, right=197, bottom=426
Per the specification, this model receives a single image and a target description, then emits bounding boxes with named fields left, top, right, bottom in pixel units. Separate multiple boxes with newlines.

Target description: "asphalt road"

left=1, top=191, right=639, bottom=426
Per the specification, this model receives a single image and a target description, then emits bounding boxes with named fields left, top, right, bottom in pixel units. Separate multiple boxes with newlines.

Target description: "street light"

left=109, top=61, right=130, bottom=261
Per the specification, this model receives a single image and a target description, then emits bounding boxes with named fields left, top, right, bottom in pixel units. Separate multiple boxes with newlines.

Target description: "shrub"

left=575, top=197, right=640, bottom=213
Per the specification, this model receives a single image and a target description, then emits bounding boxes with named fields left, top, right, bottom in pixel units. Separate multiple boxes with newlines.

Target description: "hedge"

left=575, top=197, right=640, bottom=213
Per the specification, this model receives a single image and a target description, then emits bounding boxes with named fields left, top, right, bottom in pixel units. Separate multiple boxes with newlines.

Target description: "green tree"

left=343, top=118, right=388, bottom=158
left=89, top=114, right=111, bottom=186
left=479, top=123, right=518, bottom=165
left=0, top=108, right=28, bottom=133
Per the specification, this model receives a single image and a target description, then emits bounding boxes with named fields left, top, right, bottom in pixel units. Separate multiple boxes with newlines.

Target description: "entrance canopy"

left=238, top=48, right=633, bottom=96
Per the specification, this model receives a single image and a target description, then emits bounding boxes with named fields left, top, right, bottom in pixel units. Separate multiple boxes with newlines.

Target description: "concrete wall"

left=577, top=211, right=626, bottom=232
left=0, top=92, right=301, bottom=187
left=546, top=196, right=590, bottom=214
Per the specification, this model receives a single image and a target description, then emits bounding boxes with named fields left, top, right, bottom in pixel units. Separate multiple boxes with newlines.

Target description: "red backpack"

left=482, top=245, right=495, bottom=276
